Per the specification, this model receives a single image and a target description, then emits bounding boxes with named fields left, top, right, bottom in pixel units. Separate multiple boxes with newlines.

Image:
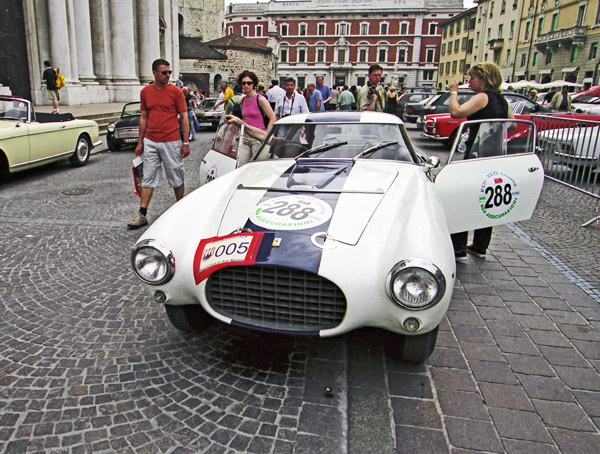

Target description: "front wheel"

left=387, top=327, right=439, bottom=363
left=164, top=305, right=212, bottom=332
left=107, top=136, right=121, bottom=151
left=69, top=135, right=90, bottom=167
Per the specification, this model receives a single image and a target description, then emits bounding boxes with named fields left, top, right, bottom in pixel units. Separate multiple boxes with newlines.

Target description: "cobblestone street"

left=1, top=126, right=599, bottom=453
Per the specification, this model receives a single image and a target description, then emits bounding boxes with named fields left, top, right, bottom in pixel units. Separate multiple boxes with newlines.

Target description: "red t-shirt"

left=140, top=83, right=187, bottom=142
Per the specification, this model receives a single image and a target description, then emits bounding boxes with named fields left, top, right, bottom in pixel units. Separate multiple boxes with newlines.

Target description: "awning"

left=514, top=71, right=525, bottom=76
left=561, top=67, right=578, bottom=73
left=538, top=69, right=552, bottom=75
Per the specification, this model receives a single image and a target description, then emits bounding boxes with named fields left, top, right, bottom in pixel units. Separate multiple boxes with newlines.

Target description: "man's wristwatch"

left=183, top=142, right=190, bottom=146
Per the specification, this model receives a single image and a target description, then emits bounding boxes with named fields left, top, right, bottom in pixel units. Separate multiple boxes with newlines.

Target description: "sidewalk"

left=35, top=102, right=124, bottom=118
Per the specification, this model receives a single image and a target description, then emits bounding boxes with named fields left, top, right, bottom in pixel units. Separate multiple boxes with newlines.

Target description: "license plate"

left=198, top=122, right=212, bottom=127
left=124, top=138, right=138, bottom=143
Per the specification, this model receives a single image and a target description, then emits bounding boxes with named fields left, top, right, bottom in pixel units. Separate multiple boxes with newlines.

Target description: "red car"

left=423, top=94, right=599, bottom=148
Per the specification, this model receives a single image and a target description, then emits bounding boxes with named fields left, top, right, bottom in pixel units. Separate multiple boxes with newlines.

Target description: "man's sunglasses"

left=241, top=81, right=254, bottom=85
left=160, top=70, right=173, bottom=75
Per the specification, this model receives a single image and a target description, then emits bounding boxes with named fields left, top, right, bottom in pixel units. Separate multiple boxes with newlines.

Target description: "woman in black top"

left=448, top=62, right=515, bottom=261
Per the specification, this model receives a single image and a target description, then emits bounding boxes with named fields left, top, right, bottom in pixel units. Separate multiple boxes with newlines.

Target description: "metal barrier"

left=532, top=115, right=600, bottom=227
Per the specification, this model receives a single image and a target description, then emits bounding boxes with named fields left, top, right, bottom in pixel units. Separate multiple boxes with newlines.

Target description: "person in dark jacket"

left=448, top=62, right=515, bottom=261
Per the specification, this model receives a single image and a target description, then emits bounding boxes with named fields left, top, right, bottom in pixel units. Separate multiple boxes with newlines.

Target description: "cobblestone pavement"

left=0, top=126, right=599, bottom=453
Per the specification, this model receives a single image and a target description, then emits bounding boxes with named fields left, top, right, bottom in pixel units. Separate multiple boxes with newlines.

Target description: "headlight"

left=387, top=259, right=445, bottom=310
left=131, top=240, right=175, bottom=285
left=107, top=123, right=115, bottom=133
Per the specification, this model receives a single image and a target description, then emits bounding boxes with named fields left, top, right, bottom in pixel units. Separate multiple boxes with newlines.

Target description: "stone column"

left=66, top=0, right=79, bottom=82
left=73, top=0, right=96, bottom=82
left=47, top=0, right=72, bottom=80
left=137, top=0, right=160, bottom=83
left=109, top=0, right=138, bottom=82
left=89, top=0, right=110, bottom=84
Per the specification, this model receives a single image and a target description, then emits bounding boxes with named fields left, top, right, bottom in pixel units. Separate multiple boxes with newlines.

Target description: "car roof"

left=275, top=111, right=403, bottom=125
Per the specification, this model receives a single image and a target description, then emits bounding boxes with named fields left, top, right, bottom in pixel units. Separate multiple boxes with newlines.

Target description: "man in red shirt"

left=128, top=59, right=190, bottom=229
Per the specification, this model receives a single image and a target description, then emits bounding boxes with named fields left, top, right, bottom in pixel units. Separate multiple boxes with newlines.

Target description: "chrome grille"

left=206, top=266, right=347, bottom=332
left=115, top=127, right=139, bottom=139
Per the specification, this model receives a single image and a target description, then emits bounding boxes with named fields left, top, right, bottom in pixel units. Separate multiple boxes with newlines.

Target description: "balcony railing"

left=488, top=38, right=504, bottom=50
left=536, top=26, right=587, bottom=47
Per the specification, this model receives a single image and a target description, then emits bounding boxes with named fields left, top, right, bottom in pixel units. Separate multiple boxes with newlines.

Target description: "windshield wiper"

left=354, top=141, right=399, bottom=160
left=295, top=141, right=348, bottom=160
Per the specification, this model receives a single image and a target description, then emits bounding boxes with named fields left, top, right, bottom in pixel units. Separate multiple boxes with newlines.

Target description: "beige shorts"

left=47, top=89, right=58, bottom=101
left=142, top=138, right=185, bottom=188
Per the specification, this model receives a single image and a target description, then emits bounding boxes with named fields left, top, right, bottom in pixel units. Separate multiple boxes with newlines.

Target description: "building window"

left=596, top=5, right=600, bottom=24
left=378, top=47, right=387, bottom=62
left=510, top=20, right=515, bottom=39
left=358, top=48, right=368, bottom=62
left=506, top=49, right=511, bottom=65
left=476, top=31, right=480, bottom=46
left=255, top=25, right=263, bottom=37
left=318, top=23, right=326, bottom=35
left=467, top=39, right=473, bottom=53
left=298, top=76, right=305, bottom=89
left=459, top=59, right=465, bottom=72
left=571, top=46, right=578, bottom=62
left=360, top=22, right=369, bottom=35
left=400, top=21, right=409, bottom=35
left=524, top=22, right=530, bottom=41
left=454, top=39, right=459, bottom=53
left=298, top=47, right=306, bottom=62
left=452, top=60, right=457, bottom=73
left=545, top=49, right=552, bottom=64
left=576, top=5, right=586, bottom=26
left=280, top=47, right=288, bottom=63
left=533, top=52, right=538, bottom=66
left=461, top=37, right=467, bottom=51
left=537, top=17, right=544, bottom=36
left=380, top=22, right=389, bottom=35
left=299, top=23, right=307, bottom=36
left=241, top=25, right=249, bottom=37
left=316, top=48, right=325, bottom=62
left=426, top=48, right=435, bottom=63
left=423, top=70, right=435, bottom=80
left=441, top=43, right=446, bottom=55
left=501, top=0, right=506, bottom=13
left=498, top=24, right=503, bottom=39
left=397, top=48, right=407, bottom=62
left=449, top=22, right=454, bottom=36
left=445, top=62, right=450, bottom=74
left=281, top=24, right=288, bottom=36
left=429, top=22, right=438, bottom=34
left=551, top=13, right=558, bottom=31
left=228, top=26, right=233, bottom=35
left=443, top=26, right=447, bottom=38
left=456, top=20, right=461, bottom=34
left=590, top=42, right=598, bottom=60
left=336, top=22, right=350, bottom=35
left=489, top=1, right=494, bottom=17
left=521, top=53, right=526, bottom=66
left=338, top=48, right=347, bottom=62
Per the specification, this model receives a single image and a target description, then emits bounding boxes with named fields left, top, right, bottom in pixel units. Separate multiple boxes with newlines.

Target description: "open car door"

left=199, top=121, right=244, bottom=185
left=435, top=119, right=544, bottom=234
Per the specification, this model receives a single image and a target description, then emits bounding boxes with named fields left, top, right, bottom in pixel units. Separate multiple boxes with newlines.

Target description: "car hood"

left=538, top=126, right=599, bottom=141
left=216, top=159, right=402, bottom=246
left=114, top=115, right=139, bottom=128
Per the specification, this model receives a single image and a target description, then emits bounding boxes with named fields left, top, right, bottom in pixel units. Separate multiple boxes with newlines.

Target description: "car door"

left=435, top=119, right=544, bottom=234
left=27, top=120, right=68, bottom=163
left=199, top=121, right=243, bottom=185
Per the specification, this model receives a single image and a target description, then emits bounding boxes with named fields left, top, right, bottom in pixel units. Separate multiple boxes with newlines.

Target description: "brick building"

left=226, top=0, right=464, bottom=89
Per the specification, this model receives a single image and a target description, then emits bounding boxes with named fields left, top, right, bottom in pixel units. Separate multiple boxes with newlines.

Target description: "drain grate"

left=62, top=188, right=93, bottom=196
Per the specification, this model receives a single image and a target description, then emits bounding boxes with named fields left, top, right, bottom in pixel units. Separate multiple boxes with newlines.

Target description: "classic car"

left=422, top=94, right=600, bottom=148
left=395, top=93, right=436, bottom=118
left=106, top=101, right=141, bottom=151
left=538, top=123, right=600, bottom=171
left=402, top=94, right=440, bottom=123
left=131, top=112, right=544, bottom=363
left=195, top=98, right=224, bottom=129
left=0, top=96, right=101, bottom=180
left=572, top=97, right=600, bottom=115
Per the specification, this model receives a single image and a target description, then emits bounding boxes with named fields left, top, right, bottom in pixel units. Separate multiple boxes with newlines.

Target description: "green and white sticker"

left=251, top=195, right=333, bottom=231
left=479, top=171, right=519, bottom=220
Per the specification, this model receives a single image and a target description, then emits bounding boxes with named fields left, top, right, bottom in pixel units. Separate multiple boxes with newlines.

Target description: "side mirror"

left=425, top=156, right=440, bottom=170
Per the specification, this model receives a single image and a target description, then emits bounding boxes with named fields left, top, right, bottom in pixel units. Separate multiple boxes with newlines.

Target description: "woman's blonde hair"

left=468, top=62, right=503, bottom=93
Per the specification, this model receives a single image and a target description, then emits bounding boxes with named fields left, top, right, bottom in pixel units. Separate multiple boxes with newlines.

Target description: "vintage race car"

left=538, top=123, right=600, bottom=171
left=0, top=96, right=101, bottom=180
left=106, top=101, right=141, bottom=151
left=195, top=98, right=224, bottom=129
left=131, top=112, right=544, bottom=362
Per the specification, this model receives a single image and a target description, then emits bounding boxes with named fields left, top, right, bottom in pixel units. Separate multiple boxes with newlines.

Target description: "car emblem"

left=202, top=247, right=215, bottom=261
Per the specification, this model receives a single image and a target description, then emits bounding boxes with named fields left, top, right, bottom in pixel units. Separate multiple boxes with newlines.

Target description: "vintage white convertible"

left=132, top=112, right=544, bottom=362
left=0, top=96, right=101, bottom=181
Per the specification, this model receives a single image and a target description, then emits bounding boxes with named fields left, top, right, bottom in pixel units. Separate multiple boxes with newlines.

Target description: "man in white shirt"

left=274, top=77, right=309, bottom=120
left=266, top=79, right=286, bottom=110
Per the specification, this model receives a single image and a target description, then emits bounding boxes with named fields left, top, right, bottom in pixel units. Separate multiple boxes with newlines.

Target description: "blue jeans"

left=187, top=110, right=196, bottom=140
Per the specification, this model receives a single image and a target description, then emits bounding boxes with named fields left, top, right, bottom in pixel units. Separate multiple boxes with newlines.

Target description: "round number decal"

left=479, top=171, right=520, bottom=220
left=251, top=195, right=333, bottom=230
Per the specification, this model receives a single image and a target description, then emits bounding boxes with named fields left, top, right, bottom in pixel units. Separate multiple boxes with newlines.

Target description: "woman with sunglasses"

left=447, top=62, right=515, bottom=261
left=237, top=70, right=276, bottom=165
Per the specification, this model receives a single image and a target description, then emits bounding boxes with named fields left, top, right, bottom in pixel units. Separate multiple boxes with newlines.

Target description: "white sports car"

left=132, top=112, right=544, bottom=362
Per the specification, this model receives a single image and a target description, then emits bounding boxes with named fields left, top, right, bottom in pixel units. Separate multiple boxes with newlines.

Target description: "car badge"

left=272, top=238, right=282, bottom=247
left=202, top=247, right=215, bottom=261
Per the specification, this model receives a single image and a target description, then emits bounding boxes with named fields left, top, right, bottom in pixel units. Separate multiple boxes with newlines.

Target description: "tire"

left=69, top=135, right=90, bottom=167
left=107, top=137, right=121, bottom=151
left=0, top=152, right=10, bottom=185
left=388, top=327, right=439, bottom=363
left=164, top=305, right=212, bottom=332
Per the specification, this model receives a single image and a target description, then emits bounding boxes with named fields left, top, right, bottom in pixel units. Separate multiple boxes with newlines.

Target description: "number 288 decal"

left=479, top=172, right=519, bottom=220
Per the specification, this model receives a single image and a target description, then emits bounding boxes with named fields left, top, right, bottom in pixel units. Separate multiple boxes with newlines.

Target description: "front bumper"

left=421, top=132, right=447, bottom=141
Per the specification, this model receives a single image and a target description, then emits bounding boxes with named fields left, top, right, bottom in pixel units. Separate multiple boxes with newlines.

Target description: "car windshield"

left=122, top=102, right=141, bottom=117
left=199, top=99, right=217, bottom=109
left=0, top=99, right=28, bottom=120
left=253, top=122, right=415, bottom=163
